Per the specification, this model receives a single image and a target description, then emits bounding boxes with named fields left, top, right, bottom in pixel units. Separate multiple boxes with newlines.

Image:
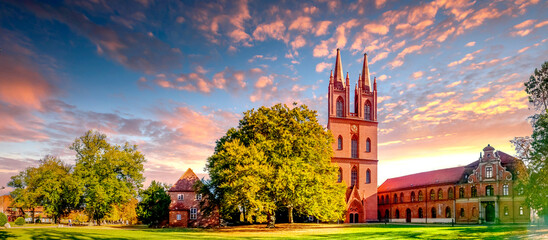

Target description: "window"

left=364, top=101, right=371, bottom=120
left=400, top=193, right=404, bottom=203
left=503, top=184, right=509, bottom=196
left=338, top=168, right=342, bottom=183
left=438, top=189, right=443, bottom=200
left=448, top=188, right=454, bottom=199
left=385, top=210, right=389, bottom=219
left=519, top=206, right=524, bottom=216
left=459, top=187, right=465, bottom=198
left=365, top=169, right=371, bottom=184
left=177, top=194, right=184, bottom=201
left=386, top=195, right=390, bottom=204
left=504, top=206, right=509, bottom=216
left=176, top=214, right=181, bottom=220
left=418, top=208, right=423, bottom=218
left=471, top=186, right=477, bottom=197
left=336, top=98, right=344, bottom=117
left=394, top=194, right=398, bottom=203
left=486, top=166, right=493, bottom=178
left=381, top=196, right=384, bottom=205
left=430, top=189, right=435, bottom=200
left=418, top=191, right=423, bottom=201
left=460, top=208, right=465, bottom=217
left=337, top=136, right=343, bottom=150
left=196, top=194, right=202, bottom=201
left=431, top=207, right=437, bottom=218
left=486, top=185, right=493, bottom=196
left=190, top=208, right=197, bottom=220
left=366, top=138, right=371, bottom=152
left=472, top=207, right=477, bottom=217
left=411, top=192, right=416, bottom=202
left=445, top=207, right=451, bottom=218
left=351, top=167, right=358, bottom=187
left=351, top=136, right=358, bottom=158
left=395, top=209, right=400, bottom=218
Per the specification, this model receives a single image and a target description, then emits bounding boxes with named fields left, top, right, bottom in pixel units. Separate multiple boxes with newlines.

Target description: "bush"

left=14, top=217, right=25, bottom=226
left=0, top=212, right=7, bottom=226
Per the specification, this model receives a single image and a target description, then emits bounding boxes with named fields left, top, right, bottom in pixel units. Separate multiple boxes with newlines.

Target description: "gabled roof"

left=168, top=168, right=201, bottom=192
left=378, top=166, right=466, bottom=193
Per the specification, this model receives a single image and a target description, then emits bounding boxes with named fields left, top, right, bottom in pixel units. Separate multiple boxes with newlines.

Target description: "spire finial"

left=361, top=53, right=371, bottom=89
left=334, top=48, right=343, bottom=85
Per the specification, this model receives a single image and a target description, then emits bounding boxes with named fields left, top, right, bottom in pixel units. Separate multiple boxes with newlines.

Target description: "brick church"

left=327, top=49, right=378, bottom=223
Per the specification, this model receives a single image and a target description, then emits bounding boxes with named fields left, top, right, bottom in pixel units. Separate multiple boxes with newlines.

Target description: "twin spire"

left=333, top=48, right=371, bottom=90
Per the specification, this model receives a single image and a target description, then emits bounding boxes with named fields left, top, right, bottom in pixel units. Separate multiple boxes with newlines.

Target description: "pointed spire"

left=334, top=48, right=344, bottom=85
left=345, top=72, right=349, bottom=86
left=361, top=53, right=371, bottom=90
left=373, top=77, right=377, bottom=91
left=330, top=70, right=333, bottom=83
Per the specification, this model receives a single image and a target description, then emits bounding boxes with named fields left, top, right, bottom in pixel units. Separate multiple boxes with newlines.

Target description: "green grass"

left=1, top=223, right=546, bottom=239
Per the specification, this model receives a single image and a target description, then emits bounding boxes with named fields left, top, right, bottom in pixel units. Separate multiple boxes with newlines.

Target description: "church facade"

left=327, top=49, right=378, bottom=223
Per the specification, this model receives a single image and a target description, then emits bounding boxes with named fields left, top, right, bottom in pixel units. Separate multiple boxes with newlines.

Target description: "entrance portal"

left=354, top=213, right=359, bottom=223
left=349, top=213, right=354, bottom=223
left=406, top=209, right=411, bottom=223
left=485, top=202, right=495, bottom=222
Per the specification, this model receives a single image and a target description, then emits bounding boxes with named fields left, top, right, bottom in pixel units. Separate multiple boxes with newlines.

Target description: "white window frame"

left=190, top=208, right=197, bottom=220
left=177, top=194, right=184, bottom=201
left=503, top=184, right=509, bottom=196
left=176, top=214, right=181, bottom=220
left=196, top=194, right=202, bottom=201
left=486, top=166, right=493, bottom=178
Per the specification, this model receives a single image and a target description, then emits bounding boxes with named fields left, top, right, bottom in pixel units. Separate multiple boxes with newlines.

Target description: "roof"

left=168, top=168, right=201, bottom=192
left=378, top=166, right=466, bottom=193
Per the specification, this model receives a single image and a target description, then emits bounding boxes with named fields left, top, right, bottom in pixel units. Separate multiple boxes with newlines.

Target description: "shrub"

left=14, top=217, right=25, bottom=226
left=0, top=212, right=7, bottom=226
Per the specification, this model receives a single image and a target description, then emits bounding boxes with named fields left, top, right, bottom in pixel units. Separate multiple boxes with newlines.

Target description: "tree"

left=70, top=130, right=146, bottom=224
left=136, top=181, right=171, bottom=227
left=525, top=61, right=548, bottom=111
left=204, top=103, right=346, bottom=227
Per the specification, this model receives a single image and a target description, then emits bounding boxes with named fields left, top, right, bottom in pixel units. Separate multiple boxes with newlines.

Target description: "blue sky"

left=0, top=0, right=547, bottom=189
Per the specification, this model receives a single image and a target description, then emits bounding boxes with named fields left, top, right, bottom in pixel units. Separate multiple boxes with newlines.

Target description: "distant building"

left=168, top=168, right=218, bottom=227
left=377, top=145, right=530, bottom=224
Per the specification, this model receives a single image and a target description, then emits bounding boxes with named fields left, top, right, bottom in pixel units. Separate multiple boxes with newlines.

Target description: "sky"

left=1, top=0, right=547, bottom=191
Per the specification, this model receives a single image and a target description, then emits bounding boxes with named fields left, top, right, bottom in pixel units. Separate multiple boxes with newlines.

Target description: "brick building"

left=327, top=49, right=378, bottom=223
left=378, top=145, right=529, bottom=224
left=168, top=168, right=218, bottom=227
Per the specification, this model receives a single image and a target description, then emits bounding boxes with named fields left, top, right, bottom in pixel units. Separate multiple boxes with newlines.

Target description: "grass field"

left=1, top=223, right=547, bottom=239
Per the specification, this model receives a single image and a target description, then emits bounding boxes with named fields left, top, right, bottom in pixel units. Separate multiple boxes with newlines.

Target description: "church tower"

left=328, top=49, right=378, bottom=223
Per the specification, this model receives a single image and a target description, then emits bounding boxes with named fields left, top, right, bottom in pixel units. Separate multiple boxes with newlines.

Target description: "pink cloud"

left=315, top=21, right=332, bottom=36
left=253, top=20, right=289, bottom=43
left=315, top=62, right=333, bottom=72
left=291, top=35, right=306, bottom=49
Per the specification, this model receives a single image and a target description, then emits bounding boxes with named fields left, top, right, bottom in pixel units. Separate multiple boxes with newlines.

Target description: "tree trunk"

left=288, top=207, right=294, bottom=224
left=31, top=208, right=35, bottom=224
left=266, top=212, right=276, bottom=228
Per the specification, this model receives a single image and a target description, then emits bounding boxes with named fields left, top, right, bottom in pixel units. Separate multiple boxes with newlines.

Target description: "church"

left=327, top=49, right=379, bottom=223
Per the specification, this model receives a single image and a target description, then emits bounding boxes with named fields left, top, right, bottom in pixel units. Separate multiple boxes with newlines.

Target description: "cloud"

left=289, top=16, right=313, bottom=32
left=364, top=23, right=389, bottom=35
left=315, top=62, right=333, bottom=72
left=378, top=75, right=389, bottom=81
left=465, top=41, right=476, bottom=47
left=370, top=52, right=389, bottom=64
left=255, top=75, right=274, bottom=88
left=411, top=71, right=424, bottom=79
left=447, top=49, right=483, bottom=67
left=514, top=19, right=536, bottom=29
left=291, top=35, right=306, bottom=49
left=315, top=21, right=332, bottom=36
left=253, top=20, right=289, bottom=43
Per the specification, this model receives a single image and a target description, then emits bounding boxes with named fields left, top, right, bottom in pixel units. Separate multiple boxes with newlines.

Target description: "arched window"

left=472, top=207, right=477, bottom=217
left=471, top=186, right=477, bottom=197
left=430, top=189, right=435, bottom=200
left=460, top=208, right=465, bottom=217
left=503, top=184, right=509, bottom=196
left=381, top=196, right=384, bottom=204
left=366, top=138, right=371, bottom=152
left=445, top=207, right=451, bottom=218
left=448, top=188, right=454, bottom=199
left=438, top=189, right=443, bottom=200
left=364, top=101, right=371, bottom=120
left=411, top=192, right=416, bottom=202
left=431, top=207, right=437, bottom=218
left=504, top=206, right=509, bottom=216
left=385, top=209, right=389, bottom=219
left=365, top=169, right=371, bottom=184
left=351, top=135, right=358, bottom=158
left=400, top=193, right=404, bottom=203
left=394, top=194, right=398, bottom=203
left=395, top=209, right=400, bottom=218
left=336, top=97, right=344, bottom=117
left=486, top=185, right=493, bottom=196
left=418, top=208, right=423, bottom=218
left=337, top=136, right=343, bottom=150
left=459, top=187, right=465, bottom=198
left=386, top=195, right=390, bottom=204
left=337, top=168, right=342, bottom=183
left=351, top=167, right=358, bottom=187
left=418, top=191, right=423, bottom=201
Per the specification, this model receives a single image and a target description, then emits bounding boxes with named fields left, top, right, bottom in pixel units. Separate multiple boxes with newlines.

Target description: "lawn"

left=1, top=223, right=546, bottom=239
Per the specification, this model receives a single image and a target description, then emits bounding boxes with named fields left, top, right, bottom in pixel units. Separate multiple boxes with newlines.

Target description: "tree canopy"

left=136, top=181, right=171, bottom=227
left=203, top=103, right=346, bottom=227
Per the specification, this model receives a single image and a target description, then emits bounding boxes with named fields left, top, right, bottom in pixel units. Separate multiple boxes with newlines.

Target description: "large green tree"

left=136, top=181, right=171, bottom=227
left=70, top=130, right=146, bottom=224
left=516, top=61, right=548, bottom=223
left=204, top=103, right=346, bottom=227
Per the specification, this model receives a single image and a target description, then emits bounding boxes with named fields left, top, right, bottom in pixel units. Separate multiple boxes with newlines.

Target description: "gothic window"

left=431, top=207, right=437, bottom=218
left=338, top=136, right=343, bottom=150
left=411, top=192, right=416, bottom=202
left=418, top=208, right=423, bottom=218
left=459, top=187, right=465, bottom=198
left=351, top=136, right=358, bottom=158
left=460, top=208, right=465, bottom=217
left=364, top=101, right=372, bottom=120
left=395, top=209, right=400, bottom=218
left=338, top=168, right=342, bottom=183
left=393, top=194, right=398, bottom=203
left=504, top=206, right=509, bottom=216
left=400, top=193, right=404, bottom=203
left=438, top=189, right=443, bottom=200
left=366, top=138, right=371, bottom=152
left=336, top=97, right=344, bottom=117
left=351, top=167, right=358, bottom=187
left=503, top=184, right=509, bottom=196
left=366, top=169, right=371, bottom=184
left=430, top=189, right=435, bottom=200
left=445, top=207, right=451, bottom=218
left=418, top=191, right=423, bottom=201
left=471, top=186, right=477, bottom=197
left=448, top=188, right=454, bottom=199
left=486, top=185, right=494, bottom=196
left=486, top=166, right=493, bottom=178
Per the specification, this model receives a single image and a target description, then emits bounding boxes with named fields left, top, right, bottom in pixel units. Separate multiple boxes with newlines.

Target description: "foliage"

left=0, top=212, right=7, bottom=226
left=203, top=103, right=346, bottom=227
left=70, top=130, right=146, bottom=224
left=68, top=211, right=89, bottom=224
left=14, top=217, right=25, bottom=226
left=8, top=156, right=81, bottom=223
left=106, top=198, right=138, bottom=224
left=136, top=181, right=171, bottom=227
left=525, top=61, right=548, bottom=111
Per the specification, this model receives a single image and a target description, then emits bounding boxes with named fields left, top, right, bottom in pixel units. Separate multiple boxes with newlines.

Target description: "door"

left=354, top=213, right=359, bottom=223
left=349, top=213, right=354, bottom=223
left=485, top=202, right=495, bottom=222
left=406, top=209, right=411, bottom=223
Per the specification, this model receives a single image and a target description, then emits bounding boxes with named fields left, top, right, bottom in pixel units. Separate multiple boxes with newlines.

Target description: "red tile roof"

left=378, top=166, right=466, bottom=193
left=168, top=168, right=201, bottom=192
